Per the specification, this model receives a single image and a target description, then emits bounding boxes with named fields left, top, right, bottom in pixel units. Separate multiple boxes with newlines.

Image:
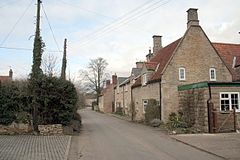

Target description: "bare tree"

left=85, top=57, right=108, bottom=105
left=42, top=53, right=58, bottom=77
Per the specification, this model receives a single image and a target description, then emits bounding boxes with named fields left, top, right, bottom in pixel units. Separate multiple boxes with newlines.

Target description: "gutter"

left=207, top=83, right=212, bottom=133
left=131, top=85, right=134, bottom=121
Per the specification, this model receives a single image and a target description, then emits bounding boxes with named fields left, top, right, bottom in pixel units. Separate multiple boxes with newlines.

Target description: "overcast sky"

left=0, top=0, right=239, bottom=81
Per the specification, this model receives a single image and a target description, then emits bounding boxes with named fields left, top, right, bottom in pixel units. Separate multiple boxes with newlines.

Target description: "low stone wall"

left=38, top=124, right=63, bottom=135
left=0, top=122, right=32, bottom=135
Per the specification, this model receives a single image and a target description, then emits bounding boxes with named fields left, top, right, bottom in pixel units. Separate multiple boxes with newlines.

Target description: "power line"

left=0, top=46, right=62, bottom=52
left=41, top=3, right=61, bottom=52
left=0, top=0, right=34, bottom=47
left=58, top=0, right=115, bottom=20
left=74, top=0, right=157, bottom=44
left=76, top=0, right=172, bottom=47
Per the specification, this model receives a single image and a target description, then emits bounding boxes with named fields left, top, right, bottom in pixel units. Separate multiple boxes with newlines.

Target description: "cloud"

left=1, top=0, right=240, bottom=80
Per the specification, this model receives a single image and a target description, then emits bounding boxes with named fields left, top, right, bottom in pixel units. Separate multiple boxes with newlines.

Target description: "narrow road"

left=68, top=108, right=223, bottom=160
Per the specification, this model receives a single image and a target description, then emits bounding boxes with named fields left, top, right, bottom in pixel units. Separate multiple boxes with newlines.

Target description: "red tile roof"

left=131, top=76, right=141, bottom=88
left=0, top=76, right=11, bottom=82
left=148, top=38, right=182, bottom=83
left=145, top=62, right=158, bottom=71
left=212, top=43, right=240, bottom=81
left=132, top=38, right=181, bottom=88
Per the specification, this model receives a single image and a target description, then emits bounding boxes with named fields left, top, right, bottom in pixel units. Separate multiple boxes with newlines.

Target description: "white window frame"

left=179, top=67, right=186, bottom=81
left=142, top=74, right=147, bottom=86
left=209, top=68, right=216, bottom=81
left=143, top=99, right=148, bottom=113
left=219, top=92, right=240, bottom=112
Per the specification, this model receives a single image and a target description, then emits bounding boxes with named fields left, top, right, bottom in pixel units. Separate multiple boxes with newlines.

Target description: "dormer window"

left=179, top=67, right=185, bottom=81
left=209, top=68, right=216, bottom=81
left=142, top=74, right=147, bottom=86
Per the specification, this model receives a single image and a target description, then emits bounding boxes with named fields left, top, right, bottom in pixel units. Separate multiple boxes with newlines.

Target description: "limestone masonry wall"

left=38, top=124, right=63, bottom=135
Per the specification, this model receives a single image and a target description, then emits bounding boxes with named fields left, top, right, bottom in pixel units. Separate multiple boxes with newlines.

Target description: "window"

left=143, top=100, right=148, bottom=113
left=209, top=68, right=216, bottom=81
left=220, top=92, right=239, bottom=112
left=179, top=67, right=185, bottom=81
left=142, top=74, right=147, bottom=86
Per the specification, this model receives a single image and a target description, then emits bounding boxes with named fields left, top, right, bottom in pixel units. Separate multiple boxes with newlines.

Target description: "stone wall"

left=132, top=82, right=160, bottom=121
left=178, top=88, right=209, bottom=132
left=0, top=122, right=32, bottom=135
left=38, top=124, right=63, bottom=135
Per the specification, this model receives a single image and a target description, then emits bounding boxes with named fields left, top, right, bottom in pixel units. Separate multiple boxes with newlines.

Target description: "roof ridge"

left=212, top=42, right=240, bottom=46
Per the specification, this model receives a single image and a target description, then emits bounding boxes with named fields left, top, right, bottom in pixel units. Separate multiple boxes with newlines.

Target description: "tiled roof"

left=132, top=38, right=181, bottom=88
left=131, top=68, right=141, bottom=77
left=131, top=76, right=141, bottom=88
left=119, top=78, right=130, bottom=87
left=148, top=38, right=182, bottom=83
left=118, top=77, right=128, bottom=84
left=212, top=43, right=240, bottom=81
left=0, top=76, right=11, bottom=82
left=145, top=62, right=158, bottom=71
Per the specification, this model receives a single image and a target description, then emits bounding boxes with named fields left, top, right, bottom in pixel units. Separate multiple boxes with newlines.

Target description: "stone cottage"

left=114, top=63, right=142, bottom=116
left=99, top=75, right=117, bottom=113
left=114, top=76, right=128, bottom=113
left=131, top=8, right=239, bottom=132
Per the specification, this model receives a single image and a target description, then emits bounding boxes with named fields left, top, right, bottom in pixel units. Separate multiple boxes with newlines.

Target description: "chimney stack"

left=9, top=69, right=13, bottom=79
left=146, top=47, right=152, bottom=62
left=187, top=8, right=199, bottom=28
left=136, top=61, right=144, bottom=69
left=112, top=74, right=117, bottom=85
left=153, top=35, right=162, bottom=55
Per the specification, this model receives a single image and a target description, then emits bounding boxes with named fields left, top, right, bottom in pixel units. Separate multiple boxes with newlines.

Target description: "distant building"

left=0, top=69, right=13, bottom=84
left=98, top=75, right=118, bottom=113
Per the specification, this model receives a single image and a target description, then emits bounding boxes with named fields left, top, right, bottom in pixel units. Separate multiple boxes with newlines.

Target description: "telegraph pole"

left=61, top=38, right=67, bottom=80
left=31, top=0, right=42, bottom=132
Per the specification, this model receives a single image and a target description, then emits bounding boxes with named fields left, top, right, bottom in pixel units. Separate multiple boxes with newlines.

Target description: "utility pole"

left=61, top=38, right=67, bottom=80
left=31, top=0, right=42, bottom=132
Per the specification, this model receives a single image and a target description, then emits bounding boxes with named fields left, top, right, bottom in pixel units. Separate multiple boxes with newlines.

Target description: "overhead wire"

left=41, top=3, right=61, bottom=52
left=74, top=0, right=157, bottom=44
left=57, top=0, right=152, bottom=35
left=76, top=0, right=172, bottom=48
left=58, top=0, right=115, bottom=20
left=0, top=46, right=62, bottom=53
left=0, top=0, right=34, bottom=47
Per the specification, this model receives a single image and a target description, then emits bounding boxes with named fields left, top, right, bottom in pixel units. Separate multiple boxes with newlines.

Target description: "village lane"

left=68, top=108, right=223, bottom=160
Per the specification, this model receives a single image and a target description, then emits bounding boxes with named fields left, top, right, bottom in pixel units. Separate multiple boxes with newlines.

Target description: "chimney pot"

left=112, top=74, right=117, bottom=85
left=187, top=8, right=199, bottom=28
left=9, top=69, right=13, bottom=79
left=136, top=61, right=144, bottom=69
left=152, top=35, right=162, bottom=55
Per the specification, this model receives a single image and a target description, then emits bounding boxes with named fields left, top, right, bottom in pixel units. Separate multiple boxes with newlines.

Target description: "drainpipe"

left=207, top=83, right=213, bottom=133
left=113, top=86, right=115, bottom=113
left=123, top=85, right=125, bottom=114
left=131, top=85, right=134, bottom=121
left=159, top=79, right=162, bottom=120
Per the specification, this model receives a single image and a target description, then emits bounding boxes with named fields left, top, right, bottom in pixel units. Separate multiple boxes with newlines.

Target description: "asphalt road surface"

left=68, top=108, right=223, bottom=160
